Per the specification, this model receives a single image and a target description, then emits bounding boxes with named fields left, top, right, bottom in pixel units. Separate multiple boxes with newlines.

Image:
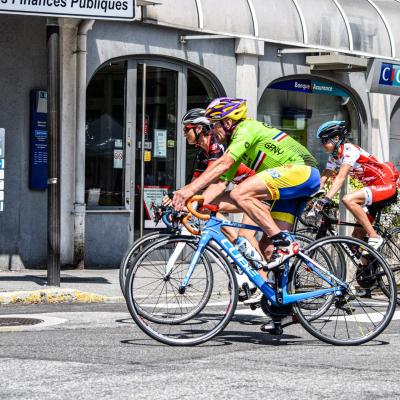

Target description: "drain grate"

left=0, top=317, right=43, bottom=327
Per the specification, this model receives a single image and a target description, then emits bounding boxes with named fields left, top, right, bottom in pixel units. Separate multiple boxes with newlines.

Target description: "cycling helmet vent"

left=316, top=120, right=348, bottom=140
left=205, top=97, right=248, bottom=121
left=182, top=108, right=210, bottom=126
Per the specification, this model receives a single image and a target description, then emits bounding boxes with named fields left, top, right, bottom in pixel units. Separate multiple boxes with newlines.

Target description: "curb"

left=0, top=288, right=124, bottom=305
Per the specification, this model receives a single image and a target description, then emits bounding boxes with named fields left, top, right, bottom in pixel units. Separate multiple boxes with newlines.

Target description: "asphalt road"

left=0, top=303, right=399, bottom=400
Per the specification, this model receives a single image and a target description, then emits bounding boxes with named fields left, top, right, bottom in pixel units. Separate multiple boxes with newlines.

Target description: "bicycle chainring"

left=260, top=296, right=293, bottom=318
left=356, top=266, right=378, bottom=289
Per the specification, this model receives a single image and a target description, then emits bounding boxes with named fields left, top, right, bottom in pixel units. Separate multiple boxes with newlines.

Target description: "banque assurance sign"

left=0, top=0, right=135, bottom=20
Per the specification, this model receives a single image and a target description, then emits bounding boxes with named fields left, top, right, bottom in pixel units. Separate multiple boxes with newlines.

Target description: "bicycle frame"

left=178, top=216, right=346, bottom=307
left=304, top=210, right=394, bottom=266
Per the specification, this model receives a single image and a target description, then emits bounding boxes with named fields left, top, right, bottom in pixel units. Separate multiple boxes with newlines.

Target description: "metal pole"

left=74, top=19, right=95, bottom=268
left=46, top=18, right=61, bottom=286
left=139, top=64, right=147, bottom=238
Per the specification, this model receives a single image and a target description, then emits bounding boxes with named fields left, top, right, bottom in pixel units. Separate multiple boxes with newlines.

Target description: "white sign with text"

left=0, top=0, right=135, bottom=20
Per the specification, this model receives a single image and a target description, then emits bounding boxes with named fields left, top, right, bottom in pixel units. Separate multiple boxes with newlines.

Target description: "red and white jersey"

left=325, top=143, right=396, bottom=186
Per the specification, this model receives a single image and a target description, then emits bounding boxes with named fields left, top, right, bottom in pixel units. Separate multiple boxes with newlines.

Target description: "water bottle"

left=235, top=237, right=263, bottom=268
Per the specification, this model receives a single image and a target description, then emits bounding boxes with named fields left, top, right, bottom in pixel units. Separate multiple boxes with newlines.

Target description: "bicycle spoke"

left=292, top=236, right=396, bottom=345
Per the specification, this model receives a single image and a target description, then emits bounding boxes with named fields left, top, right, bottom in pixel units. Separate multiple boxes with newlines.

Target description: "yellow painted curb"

left=0, top=288, right=124, bottom=305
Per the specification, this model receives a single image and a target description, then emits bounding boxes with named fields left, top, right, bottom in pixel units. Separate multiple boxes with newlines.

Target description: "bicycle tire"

left=288, top=234, right=339, bottom=319
left=378, top=227, right=400, bottom=305
left=119, top=232, right=171, bottom=297
left=125, top=236, right=238, bottom=346
left=292, top=236, right=397, bottom=345
left=293, top=228, right=347, bottom=281
left=125, top=235, right=214, bottom=325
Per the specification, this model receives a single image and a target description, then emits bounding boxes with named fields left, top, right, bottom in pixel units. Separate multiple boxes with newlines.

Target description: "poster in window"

left=139, top=185, right=172, bottom=228
left=153, top=129, right=167, bottom=158
left=113, top=149, right=123, bottom=169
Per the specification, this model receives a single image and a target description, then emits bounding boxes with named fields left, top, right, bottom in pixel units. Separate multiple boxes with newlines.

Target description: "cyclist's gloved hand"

left=316, top=197, right=333, bottom=211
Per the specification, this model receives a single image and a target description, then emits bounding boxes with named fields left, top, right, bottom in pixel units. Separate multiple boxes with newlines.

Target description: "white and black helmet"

left=182, top=108, right=212, bottom=135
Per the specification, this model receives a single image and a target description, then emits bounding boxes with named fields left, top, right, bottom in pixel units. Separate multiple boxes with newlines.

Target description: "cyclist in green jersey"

left=173, top=97, right=320, bottom=270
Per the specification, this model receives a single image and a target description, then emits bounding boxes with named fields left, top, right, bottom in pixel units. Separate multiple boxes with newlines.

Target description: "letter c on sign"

left=382, top=67, right=391, bottom=82
left=394, top=66, right=400, bottom=87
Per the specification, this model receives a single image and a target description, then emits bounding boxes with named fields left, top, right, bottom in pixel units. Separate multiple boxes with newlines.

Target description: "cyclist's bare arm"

left=325, top=164, right=351, bottom=199
left=320, top=169, right=334, bottom=190
left=173, top=153, right=235, bottom=210
left=202, top=179, right=228, bottom=204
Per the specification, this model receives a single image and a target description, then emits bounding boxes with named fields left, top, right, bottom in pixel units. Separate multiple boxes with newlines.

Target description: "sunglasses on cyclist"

left=183, top=124, right=197, bottom=134
left=319, top=136, right=331, bottom=145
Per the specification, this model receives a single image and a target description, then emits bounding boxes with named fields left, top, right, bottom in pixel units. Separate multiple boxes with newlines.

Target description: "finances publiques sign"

left=0, top=0, right=135, bottom=20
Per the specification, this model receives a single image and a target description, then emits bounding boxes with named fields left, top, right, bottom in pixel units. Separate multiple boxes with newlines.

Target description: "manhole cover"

left=0, top=317, right=43, bottom=327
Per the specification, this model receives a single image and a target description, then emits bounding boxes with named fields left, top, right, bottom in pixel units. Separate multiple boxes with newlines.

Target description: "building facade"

left=1, top=0, right=400, bottom=269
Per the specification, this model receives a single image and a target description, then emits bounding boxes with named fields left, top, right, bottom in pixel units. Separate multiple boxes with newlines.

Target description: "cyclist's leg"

left=352, top=225, right=367, bottom=240
left=342, top=190, right=377, bottom=238
left=259, top=199, right=297, bottom=259
left=200, top=181, right=241, bottom=241
left=237, top=200, right=295, bottom=251
left=342, top=183, right=396, bottom=240
left=230, top=165, right=320, bottom=238
left=230, top=165, right=321, bottom=267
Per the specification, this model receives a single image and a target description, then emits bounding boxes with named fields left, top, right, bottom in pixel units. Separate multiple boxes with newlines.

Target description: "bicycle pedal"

left=343, top=306, right=356, bottom=315
left=355, top=289, right=372, bottom=298
left=250, top=303, right=261, bottom=310
left=337, top=304, right=356, bottom=314
left=260, top=323, right=283, bottom=336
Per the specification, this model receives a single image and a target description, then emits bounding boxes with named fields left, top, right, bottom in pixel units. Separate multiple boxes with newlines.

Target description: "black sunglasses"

left=320, top=136, right=331, bottom=145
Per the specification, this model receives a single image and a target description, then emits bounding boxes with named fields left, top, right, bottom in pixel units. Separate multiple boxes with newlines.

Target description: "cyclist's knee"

left=342, top=194, right=353, bottom=207
left=230, top=185, right=250, bottom=204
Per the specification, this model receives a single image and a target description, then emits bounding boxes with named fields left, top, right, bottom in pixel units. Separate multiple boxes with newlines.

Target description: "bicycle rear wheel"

left=289, top=235, right=340, bottom=319
left=125, top=236, right=238, bottom=345
left=119, top=232, right=171, bottom=297
left=293, top=228, right=346, bottom=281
left=292, top=236, right=397, bottom=345
left=380, top=227, right=400, bottom=304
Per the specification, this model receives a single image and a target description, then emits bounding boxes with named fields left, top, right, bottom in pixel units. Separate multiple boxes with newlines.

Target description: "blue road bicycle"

left=125, top=196, right=397, bottom=346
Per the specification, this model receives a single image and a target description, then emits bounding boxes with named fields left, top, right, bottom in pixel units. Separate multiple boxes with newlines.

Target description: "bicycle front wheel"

left=119, top=232, right=171, bottom=297
left=292, top=236, right=397, bottom=345
left=125, top=236, right=238, bottom=346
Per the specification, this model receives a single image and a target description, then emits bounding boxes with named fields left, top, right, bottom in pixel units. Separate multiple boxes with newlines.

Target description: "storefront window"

left=85, top=61, right=126, bottom=207
left=185, top=69, right=220, bottom=183
left=258, top=78, right=360, bottom=170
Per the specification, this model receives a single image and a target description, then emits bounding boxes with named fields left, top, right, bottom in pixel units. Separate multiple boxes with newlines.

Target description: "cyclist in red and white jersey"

left=316, top=120, right=399, bottom=249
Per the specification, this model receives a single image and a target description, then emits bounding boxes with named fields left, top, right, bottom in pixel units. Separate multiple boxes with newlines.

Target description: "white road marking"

left=0, top=314, right=67, bottom=332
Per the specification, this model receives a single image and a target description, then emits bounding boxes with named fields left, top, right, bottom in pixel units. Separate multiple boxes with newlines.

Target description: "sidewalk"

left=0, top=269, right=124, bottom=305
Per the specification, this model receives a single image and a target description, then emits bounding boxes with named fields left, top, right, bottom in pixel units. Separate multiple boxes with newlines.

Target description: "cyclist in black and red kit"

left=182, top=108, right=254, bottom=184
left=183, top=108, right=226, bottom=181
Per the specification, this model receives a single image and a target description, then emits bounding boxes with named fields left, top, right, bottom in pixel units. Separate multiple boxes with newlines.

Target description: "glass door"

left=133, top=64, right=179, bottom=238
left=124, top=60, right=221, bottom=241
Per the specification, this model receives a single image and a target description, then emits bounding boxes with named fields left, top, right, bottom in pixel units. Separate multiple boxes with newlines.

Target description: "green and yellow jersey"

left=221, top=119, right=317, bottom=182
